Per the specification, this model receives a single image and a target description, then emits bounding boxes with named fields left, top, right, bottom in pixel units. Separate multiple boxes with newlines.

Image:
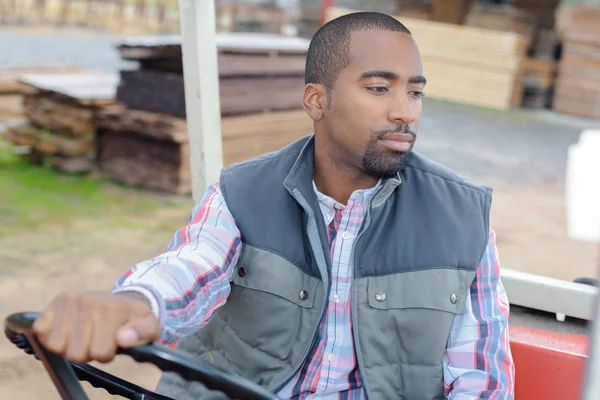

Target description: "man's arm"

left=443, top=229, right=515, bottom=400
left=112, top=182, right=242, bottom=344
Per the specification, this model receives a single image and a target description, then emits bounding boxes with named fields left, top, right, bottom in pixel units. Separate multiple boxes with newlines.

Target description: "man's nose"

left=388, top=92, right=415, bottom=124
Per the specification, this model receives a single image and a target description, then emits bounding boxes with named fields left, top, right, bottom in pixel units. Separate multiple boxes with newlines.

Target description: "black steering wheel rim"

left=4, top=311, right=279, bottom=400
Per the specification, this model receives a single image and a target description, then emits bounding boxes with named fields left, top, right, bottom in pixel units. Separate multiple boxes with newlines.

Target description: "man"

left=33, top=11, right=515, bottom=400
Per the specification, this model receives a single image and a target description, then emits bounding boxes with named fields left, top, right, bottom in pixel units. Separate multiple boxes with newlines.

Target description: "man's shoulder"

left=221, top=135, right=310, bottom=177
left=405, top=151, right=492, bottom=195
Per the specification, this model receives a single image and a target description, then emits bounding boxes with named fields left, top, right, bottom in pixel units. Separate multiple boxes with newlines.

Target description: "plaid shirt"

left=113, top=182, right=515, bottom=400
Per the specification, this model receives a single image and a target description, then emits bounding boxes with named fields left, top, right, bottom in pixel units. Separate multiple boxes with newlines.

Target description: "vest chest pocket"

left=366, top=268, right=476, bottom=314
left=358, top=268, right=477, bottom=371
left=231, top=244, right=321, bottom=308
left=217, top=245, right=323, bottom=361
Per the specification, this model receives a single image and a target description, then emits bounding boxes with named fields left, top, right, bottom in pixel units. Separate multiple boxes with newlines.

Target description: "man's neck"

left=313, top=147, right=380, bottom=206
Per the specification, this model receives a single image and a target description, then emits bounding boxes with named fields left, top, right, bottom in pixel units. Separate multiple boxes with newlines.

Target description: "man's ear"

left=303, top=83, right=327, bottom=121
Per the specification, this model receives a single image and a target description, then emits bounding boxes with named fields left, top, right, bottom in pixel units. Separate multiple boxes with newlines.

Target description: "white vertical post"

left=178, top=0, right=223, bottom=204
left=583, top=290, right=600, bottom=399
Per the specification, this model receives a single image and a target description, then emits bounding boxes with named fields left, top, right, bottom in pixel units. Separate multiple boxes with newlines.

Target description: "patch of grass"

left=0, top=138, right=190, bottom=237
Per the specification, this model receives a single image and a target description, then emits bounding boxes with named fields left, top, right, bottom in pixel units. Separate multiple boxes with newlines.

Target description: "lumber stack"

left=553, top=5, right=600, bottom=118
left=5, top=73, right=118, bottom=173
left=96, top=105, right=191, bottom=194
left=115, top=33, right=309, bottom=117
left=96, top=106, right=313, bottom=194
left=0, top=65, right=90, bottom=124
left=96, top=33, right=314, bottom=194
left=327, top=7, right=529, bottom=110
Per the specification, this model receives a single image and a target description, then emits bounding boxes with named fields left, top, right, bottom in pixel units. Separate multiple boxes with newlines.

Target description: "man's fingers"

left=116, top=315, right=160, bottom=348
left=32, top=306, right=54, bottom=338
left=66, top=299, right=93, bottom=363
left=89, top=308, right=118, bottom=363
left=31, top=291, right=159, bottom=363
left=45, top=295, right=73, bottom=354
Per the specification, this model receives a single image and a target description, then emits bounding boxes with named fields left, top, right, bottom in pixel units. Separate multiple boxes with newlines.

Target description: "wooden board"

left=23, top=93, right=97, bottom=136
left=552, top=5, right=600, bottom=118
left=18, top=73, right=118, bottom=106
left=0, top=65, right=91, bottom=94
left=97, top=130, right=191, bottom=195
left=556, top=4, right=600, bottom=39
left=430, top=0, right=474, bottom=25
left=465, top=4, right=536, bottom=38
left=4, top=123, right=40, bottom=147
left=421, top=60, right=522, bottom=110
left=0, top=94, right=24, bottom=120
left=116, top=69, right=305, bottom=117
left=96, top=105, right=188, bottom=143
left=95, top=107, right=313, bottom=192
left=116, top=33, right=310, bottom=61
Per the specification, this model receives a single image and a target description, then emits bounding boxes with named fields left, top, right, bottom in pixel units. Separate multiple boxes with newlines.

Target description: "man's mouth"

left=379, top=133, right=414, bottom=152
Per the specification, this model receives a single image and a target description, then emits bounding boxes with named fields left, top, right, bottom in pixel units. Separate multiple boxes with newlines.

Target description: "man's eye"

left=409, top=91, right=424, bottom=99
left=367, top=87, right=388, bottom=93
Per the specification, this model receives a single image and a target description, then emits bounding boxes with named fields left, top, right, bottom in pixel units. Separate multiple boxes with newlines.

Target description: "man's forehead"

left=347, top=29, right=422, bottom=71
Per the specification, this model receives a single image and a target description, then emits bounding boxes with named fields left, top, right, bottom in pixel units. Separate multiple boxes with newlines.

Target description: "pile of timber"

left=553, top=5, right=600, bottom=119
left=96, top=106, right=313, bottom=194
left=0, top=65, right=90, bottom=122
left=115, top=33, right=309, bottom=116
left=96, top=33, right=313, bottom=194
left=5, top=72, right=118, bottom=172
left=327, top=7, right=529, bottom=110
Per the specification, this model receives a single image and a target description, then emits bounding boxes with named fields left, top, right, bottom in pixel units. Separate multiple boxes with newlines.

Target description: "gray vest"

left=156, top=135, right=492, bottom=400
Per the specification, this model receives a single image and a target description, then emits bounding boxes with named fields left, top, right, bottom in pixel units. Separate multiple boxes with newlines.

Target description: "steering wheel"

left=4, top=312, right=280, bottom=400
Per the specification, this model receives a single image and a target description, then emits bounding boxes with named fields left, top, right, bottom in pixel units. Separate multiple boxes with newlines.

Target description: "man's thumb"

left=116, top=316, right=160, bottom=347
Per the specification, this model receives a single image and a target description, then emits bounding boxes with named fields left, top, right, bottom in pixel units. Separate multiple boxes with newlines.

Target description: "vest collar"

left=284, top=134, right=403, bottom=208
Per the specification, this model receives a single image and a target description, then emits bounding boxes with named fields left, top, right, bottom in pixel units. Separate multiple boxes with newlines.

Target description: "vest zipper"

left=351, top=193, right=377, bottom=400
left=272, top=188, right=331, bottom=394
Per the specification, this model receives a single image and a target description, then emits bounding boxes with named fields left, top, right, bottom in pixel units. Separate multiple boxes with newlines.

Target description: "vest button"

left=450, top=294, right=458, bottom=304
left=375, top=292, right=386, bottom=302
left=238, top=267, right=247, bottom=277
left=299, top=290, right=309, bottom=301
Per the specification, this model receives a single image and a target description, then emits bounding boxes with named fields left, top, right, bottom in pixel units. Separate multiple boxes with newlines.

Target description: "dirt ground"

left=0, top=181, right=598, bottom=399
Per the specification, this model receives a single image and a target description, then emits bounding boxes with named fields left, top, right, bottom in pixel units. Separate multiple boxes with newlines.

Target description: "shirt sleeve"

left=111, top=182, right=242, bottom=344
left=443, top=229, right=515, bottom=399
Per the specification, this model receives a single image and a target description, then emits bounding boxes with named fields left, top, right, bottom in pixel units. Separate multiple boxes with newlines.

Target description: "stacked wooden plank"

left=96, top=105, right=191, bottom=194
left=5, top=72, right=118, bottom=173
left=0, top=65, right=90, bottom=124
left=96, top=106, right=313, bottom=194
left=114, top=33, right=309, bottom=116
left=327, top=7, right=529, bottom=110
left=96, top=33, right=313, bottom=194
left=0, top=64, right=89, bottom=94
left=553, top=4, right=600, bottom=118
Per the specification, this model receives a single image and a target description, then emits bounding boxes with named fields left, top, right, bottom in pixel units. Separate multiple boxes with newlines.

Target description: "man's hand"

left=32, top=291, right=160, bottom=363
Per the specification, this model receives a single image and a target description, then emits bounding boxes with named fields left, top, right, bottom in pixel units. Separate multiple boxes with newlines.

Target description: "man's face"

left=322, top=29, right=425, bottom=178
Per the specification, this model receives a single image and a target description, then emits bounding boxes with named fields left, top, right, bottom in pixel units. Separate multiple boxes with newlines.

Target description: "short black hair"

left=305, top=12, right=412, bottom=92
